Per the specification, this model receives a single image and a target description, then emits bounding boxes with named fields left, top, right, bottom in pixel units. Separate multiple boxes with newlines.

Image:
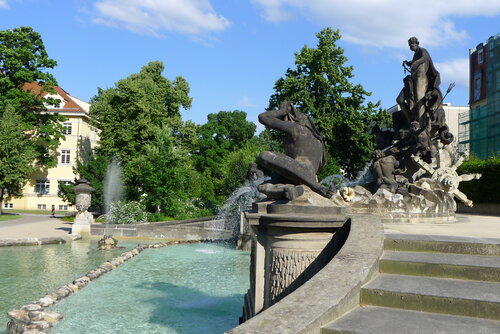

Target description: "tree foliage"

left=63, top=63, right=264, bottom=219
left=190, top=110, right=259, bottom=205
left=90, top=61, right=192, bottom=162
left=269, top=28, right=390, bottom=177
left=0, top=105, right=37, bottom=213
left=129, top=126, right=204, bottom=219
left=192, top=110, right=256, bottom=176
left=218, top=142, right=262, bottom=198
left=457, top=156, right=500, bottom=203
left=0, top=26, right=65, bottom=167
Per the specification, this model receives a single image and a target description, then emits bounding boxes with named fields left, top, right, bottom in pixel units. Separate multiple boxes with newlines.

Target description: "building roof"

left=22, top=82, right=90, bottom=113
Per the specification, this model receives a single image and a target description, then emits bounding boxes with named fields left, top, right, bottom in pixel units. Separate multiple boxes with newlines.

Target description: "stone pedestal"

left=71, top=211, right=94, bottom=236
left=241, top=201, right=348, bottom=322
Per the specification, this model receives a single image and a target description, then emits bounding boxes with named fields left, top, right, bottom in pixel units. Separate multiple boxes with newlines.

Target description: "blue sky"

left=1, top=0, right=499, bottom=131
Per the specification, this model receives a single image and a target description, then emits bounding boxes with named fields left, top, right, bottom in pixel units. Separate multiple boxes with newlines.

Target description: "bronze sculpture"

left=257, top=101, right=335, bottom=200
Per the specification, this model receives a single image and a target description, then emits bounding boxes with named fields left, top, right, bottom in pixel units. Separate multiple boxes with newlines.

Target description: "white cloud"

left=0, top=0, right=8, bottom=9
left=435, top=58, right=469, bottom=89
left=238, top=96, right=257, bottom=108
left=92, top=0, right=230, bottom=38
left=252, top=0, right=500, bottom=48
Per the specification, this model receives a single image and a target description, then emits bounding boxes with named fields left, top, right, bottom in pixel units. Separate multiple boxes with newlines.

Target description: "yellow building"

left=2, top=84, right=99, bottom=212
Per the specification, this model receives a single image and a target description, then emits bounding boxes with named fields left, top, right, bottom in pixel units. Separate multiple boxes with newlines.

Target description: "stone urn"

left=71, top=178, right=95, bottom=236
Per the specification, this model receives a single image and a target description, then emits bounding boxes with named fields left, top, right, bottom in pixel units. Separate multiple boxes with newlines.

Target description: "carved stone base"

left=241, top=201, right=348, bottom=322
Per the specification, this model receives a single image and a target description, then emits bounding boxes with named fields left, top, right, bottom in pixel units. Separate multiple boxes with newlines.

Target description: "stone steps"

left=361, top=274, right=500, bottom=320
left=384, top=233, right=500, bottom=256
left=322, top=234, right=500, bottom=333
left=321, top=306, right=500, bottom=334
left=380, top=250, right=500, bottom=281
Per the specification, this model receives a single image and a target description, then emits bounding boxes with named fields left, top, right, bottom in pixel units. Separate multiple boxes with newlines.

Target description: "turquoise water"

left=51, top=243, right=249, bottom=334
left=0, top=240, right=145, bottom=334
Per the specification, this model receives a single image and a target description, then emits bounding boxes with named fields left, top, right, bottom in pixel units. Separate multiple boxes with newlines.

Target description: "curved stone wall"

left=228, top=214, right=384, bottom=334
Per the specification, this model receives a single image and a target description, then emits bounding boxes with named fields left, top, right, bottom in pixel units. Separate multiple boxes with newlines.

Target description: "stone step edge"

left=320, top=305, right=500, bottom=334
left=384, top=234, right=500, bottom=256
left=379, top=251, right=500, bottom=282
left=360, top=278, right=500, bottom=321
left=6, top=240, right=200, bottom=334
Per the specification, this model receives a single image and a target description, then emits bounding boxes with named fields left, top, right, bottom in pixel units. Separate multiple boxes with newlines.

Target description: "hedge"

left=457, top=156, right=500, bottom=203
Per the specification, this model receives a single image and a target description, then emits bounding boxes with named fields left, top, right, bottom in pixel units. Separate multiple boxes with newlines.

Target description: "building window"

left=61, top=150, right=70, bottom=164
left=35, top=179, right=50, bottom=195
left=58, top=180, right=72, bottom=195
left=63, top=122, right=72, bottom=135
left=37, top=204, right=47, bottom=210
left=58, top=205, right=68, bottom=210
left=478, top=48, right=483, bottom=64
left=3, top=203, right=13, bottom=209
left=474, top=72, right=482, bottom=101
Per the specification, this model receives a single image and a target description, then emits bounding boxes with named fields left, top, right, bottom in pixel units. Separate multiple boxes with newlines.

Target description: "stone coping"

left=385, top=233, right=500, bottom=245
left=227, top=214, right=384, bottom=334
left=0, top=237, right=66, bottom=248
left=6, top=240, right=200, bottom=334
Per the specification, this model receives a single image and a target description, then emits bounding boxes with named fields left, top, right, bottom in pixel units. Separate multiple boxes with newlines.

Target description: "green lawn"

left=9, top=209, right=74, bottom=216
left=0, top=214, right=22, bottom=221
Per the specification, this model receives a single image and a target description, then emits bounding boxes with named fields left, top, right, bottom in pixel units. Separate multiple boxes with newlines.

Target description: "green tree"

left=167, top=115, right=199, bottom=151
left=255, top=128, right=283, bottom=153
left=90, top=61, right=192, bottom=162
left=89, top=61, right=193, bottom=206
left=0, top=105, right=37, bottom=213
left=218, top=142, right=262, bottom=198
left=130, top=126, right=202, bottom=219
left=0, top=26, right=65, bottom=167
left=269, top=28, right=389, bottom=177
left=192, top=110, right=256, bottom=176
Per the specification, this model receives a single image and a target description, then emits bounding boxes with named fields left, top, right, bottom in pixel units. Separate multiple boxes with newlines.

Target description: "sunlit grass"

left=0, top=214, right=22, bottom=221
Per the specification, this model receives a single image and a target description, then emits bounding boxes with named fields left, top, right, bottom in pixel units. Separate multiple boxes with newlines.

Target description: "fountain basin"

left=0, top=240, right=144, bottom=334
left=50, top=243, right=249, bottom=334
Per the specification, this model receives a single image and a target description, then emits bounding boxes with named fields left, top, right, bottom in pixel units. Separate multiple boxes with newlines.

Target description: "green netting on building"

left=460, top=33, right=500, bottom=159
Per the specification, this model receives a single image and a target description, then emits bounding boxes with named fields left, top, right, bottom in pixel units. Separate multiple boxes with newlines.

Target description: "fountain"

left=98, top=160, right=124, bottom=250
left=237, top=55, right=481, bottom=320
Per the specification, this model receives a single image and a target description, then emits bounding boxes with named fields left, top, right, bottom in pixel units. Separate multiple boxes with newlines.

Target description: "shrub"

left=457, top=156, right=500, bottom=203
left=107, top=200, right=150, bottom=224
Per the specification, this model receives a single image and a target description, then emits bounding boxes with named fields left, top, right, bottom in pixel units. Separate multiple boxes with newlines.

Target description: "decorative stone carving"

left=269, top=248, right=320, bottom=304
left=73, top=178, right=95, bottom=213
left=340, top=187, right=356, bottom=202
left=240, top=201, right=348, bottom=322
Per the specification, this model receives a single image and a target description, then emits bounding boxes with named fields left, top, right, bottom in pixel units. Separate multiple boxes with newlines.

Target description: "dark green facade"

left=460, top=33, right=500, bottom=158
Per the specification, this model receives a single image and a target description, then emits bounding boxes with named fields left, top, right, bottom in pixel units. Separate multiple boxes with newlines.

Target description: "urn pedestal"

left=71, top=179, right=95, bottom=236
